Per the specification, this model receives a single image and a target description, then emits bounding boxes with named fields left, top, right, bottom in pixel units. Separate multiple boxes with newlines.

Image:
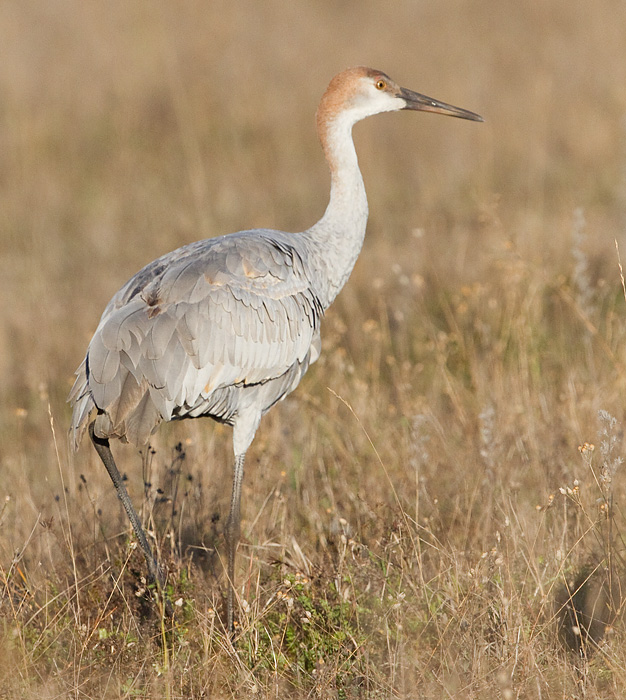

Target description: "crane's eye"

left=375, top=79, right=386, bottom=90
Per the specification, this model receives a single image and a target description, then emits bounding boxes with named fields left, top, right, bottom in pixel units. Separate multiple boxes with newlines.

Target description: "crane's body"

left=70, top=229, right=325, bottom=455
left=69, top=67, right=482, bottom=634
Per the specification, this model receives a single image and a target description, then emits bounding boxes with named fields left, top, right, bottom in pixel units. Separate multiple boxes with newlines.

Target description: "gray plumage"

left=69, top=67, right=482, bottom=633
left=70, top=231, right=323, bottom=451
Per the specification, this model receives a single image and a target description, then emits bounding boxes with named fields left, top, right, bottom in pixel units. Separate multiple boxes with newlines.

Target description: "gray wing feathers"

left=68, top=359, right=96, bottom=449
left=70, top=231, right=323, bottom=448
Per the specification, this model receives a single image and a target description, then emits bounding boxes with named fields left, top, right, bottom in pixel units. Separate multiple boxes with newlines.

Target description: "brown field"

left=2, top=1, right=626, bottom=697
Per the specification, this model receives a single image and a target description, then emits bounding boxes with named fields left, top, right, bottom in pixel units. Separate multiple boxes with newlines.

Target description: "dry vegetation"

left=2, top=0, right=626, bottom=697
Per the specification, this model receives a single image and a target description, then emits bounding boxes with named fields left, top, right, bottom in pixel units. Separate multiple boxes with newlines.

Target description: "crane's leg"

left=225, top=452, right=246, bottom=636
left=88, top=421, right=173, bottom=616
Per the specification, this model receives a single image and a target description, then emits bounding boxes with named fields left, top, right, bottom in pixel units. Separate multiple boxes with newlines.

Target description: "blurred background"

left=2, top=1, right=626, bottom=695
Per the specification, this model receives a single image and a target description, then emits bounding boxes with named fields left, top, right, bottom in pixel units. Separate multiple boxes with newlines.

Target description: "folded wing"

left=69, top=231, right=323, bottom=448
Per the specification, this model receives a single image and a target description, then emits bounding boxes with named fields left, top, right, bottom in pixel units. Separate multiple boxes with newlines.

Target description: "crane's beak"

left=399, top=87, right=484, bottom=122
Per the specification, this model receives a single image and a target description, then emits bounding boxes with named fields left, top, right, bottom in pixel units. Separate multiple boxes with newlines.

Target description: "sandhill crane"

left=69, top=66, right=482, bottom=633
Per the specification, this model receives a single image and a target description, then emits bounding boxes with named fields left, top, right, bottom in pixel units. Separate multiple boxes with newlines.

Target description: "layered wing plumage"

left=69, top=231, right=323, bottom=448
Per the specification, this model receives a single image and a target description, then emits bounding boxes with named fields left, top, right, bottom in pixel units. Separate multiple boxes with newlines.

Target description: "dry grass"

left=2, top=1, right=626, bottom=697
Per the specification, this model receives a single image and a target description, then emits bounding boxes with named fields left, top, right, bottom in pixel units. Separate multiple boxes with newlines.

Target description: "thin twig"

left=615, top=239, right=626, bottom=303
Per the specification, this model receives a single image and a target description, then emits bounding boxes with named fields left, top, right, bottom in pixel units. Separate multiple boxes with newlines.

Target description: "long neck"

left=303, top=113, right=369, bottom=309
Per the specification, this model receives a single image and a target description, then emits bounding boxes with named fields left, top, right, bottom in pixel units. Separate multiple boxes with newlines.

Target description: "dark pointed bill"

left=399, top=86, right=484, bottom=122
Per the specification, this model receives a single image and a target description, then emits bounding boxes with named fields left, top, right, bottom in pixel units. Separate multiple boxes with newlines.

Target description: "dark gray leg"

left=89, top=421, right=172, bottom=615
left=225, top=452, right=246, bottom=635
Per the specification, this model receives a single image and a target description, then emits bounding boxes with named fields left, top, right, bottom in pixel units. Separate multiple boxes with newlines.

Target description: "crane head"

left=318, top=67, right=483, bottom=129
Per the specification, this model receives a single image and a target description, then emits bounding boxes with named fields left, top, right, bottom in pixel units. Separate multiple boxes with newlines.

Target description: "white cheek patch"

left=350, top=87, right=404, bottom=120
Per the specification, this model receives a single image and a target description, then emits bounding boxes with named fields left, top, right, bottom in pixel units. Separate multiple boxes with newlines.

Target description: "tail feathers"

left=69, top=384, right=95, bottom=451
left=69, top=356, right=164, bottom=449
